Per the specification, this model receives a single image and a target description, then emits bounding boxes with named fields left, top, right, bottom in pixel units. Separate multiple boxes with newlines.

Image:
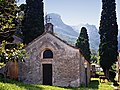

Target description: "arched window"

left=43, top=50, right=53, bottom=59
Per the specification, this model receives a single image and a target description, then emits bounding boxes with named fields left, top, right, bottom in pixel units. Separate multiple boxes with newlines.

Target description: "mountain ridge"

left=46, top=13, right=120, bottom=51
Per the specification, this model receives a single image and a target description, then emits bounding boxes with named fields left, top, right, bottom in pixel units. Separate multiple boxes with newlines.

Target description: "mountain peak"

left=45, top=13, right=64, bottom=26
left=47, top=13, right=61, bottom=19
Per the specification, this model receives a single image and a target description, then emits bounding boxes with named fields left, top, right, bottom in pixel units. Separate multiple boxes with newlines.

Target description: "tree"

left=14, top=4, right=26, bottom=39
left=76, top=27, right=91, bottom=62
left=99, top=0, right=118, bottom=80
left=0, top=0, right=17, bottom=42
left=90, top=50, right=100, bottom=64
left=22, top=0, right=44, bottom=44
left=0, top=0, right=26, bottom=63
left=19, top=4, right=26, bottom=12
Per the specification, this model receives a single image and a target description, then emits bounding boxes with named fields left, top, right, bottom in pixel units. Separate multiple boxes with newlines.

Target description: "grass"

left=116, top=82, right=120, bottom=89
left=0, top=76, right=116, bottom=90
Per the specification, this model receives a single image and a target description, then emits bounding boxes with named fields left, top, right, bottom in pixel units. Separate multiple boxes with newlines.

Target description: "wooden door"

left=43, top=64, right=52, bottom=85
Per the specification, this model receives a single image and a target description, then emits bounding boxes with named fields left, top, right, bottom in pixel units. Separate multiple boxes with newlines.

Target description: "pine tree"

left=0, top=0, right=17, bottom=42
left=76, top=27, right=91, bottom=62
left=99, top=0, right=118, bottom=79
left=22, top=0, right=44, bottom=44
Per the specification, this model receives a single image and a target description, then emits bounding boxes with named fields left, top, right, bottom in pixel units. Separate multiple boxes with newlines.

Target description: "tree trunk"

left=104, top=69, right=109, bottom=80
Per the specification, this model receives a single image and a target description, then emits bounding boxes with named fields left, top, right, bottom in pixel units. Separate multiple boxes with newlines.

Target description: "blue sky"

left=18, top=0, right=120, bottom=29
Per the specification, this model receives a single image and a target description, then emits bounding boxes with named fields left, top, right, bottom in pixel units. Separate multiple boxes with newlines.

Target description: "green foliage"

left=19, top=4, right=26, bottom=11
left=76, top=27, right=91, bottom=62
left=0, top=1, right=26, bottom=63
left=109, top=63, right=117, bottom=81
left=96, top=71, right=104, bottom=75
left=99, top=0, right=118, bottom=78
left=91, top=50, right=100, bottom=64
left=0, top=41, right=26, bottom=63
left=22, top=0, right=44, bottom=44
left=91, top=55, right=98, bottom=63
left=0, top=63, right=5, bottom=68
left=14, top=4, right=26, bottom=39
left=0, top=0, right=17, bottom=42
left=109, top=71, right=116, bottom=82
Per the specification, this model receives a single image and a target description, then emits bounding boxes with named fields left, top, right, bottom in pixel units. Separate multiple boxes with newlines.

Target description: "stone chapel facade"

left=18, top=23, right=91, bottom=87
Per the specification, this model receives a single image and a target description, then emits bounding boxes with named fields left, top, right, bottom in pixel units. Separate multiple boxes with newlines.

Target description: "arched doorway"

left=42, top=49, right=53, bottom=85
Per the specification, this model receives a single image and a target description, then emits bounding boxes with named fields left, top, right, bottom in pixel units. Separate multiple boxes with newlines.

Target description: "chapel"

left=18, top=22, right=91, bottom=87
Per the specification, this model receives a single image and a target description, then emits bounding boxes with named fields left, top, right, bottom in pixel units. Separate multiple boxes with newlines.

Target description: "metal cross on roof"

left=45, top=15, right=52, bottom=24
